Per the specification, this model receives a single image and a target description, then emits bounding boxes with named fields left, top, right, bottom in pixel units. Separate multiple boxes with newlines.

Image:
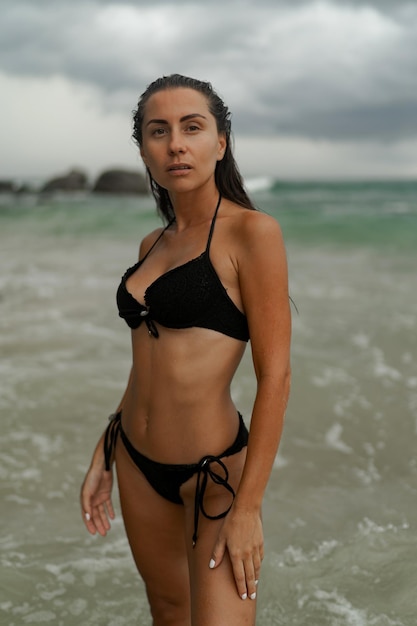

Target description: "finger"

left=103, top=502, right=114, bottom=527
left=230, top=555, right=247, bottom=600
left=105, top=497, right=115, bottom=520
left=93, top=514, right=107, bottom=536
left=80, top=492, right=96, bottom=535
left=253, top=548, right=262, bottom=588
left=86, top=504, right=106, bottom=537
left=99, top=503, right=111, bottom=529
left=209, top=536, right=226, bottom=569
left=243, top=557, right=257, bottom=601
left=95, top=504, right=111, bottom=536
left=82, top=509, right=98, bottom=535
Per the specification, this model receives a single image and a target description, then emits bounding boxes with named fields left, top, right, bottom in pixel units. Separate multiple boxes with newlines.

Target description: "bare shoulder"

left=241, top=208, right=282, bottom=238
left=227, top=204, right=285, bottom=256
left=138, top=226, right=166, bottom=260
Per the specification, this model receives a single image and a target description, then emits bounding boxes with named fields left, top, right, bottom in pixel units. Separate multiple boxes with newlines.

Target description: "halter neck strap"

left=206, top=194, right=222, bottom=252
left=139, top=216, right=175, bottom=263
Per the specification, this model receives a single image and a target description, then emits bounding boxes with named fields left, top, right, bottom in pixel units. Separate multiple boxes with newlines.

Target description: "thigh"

left=182, top=448, right=257, bottom=626
left=115, top=440, right=191, bottom=625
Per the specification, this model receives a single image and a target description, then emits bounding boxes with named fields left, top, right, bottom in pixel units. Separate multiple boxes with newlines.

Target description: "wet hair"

left=132, top=74, right=256, bottom=221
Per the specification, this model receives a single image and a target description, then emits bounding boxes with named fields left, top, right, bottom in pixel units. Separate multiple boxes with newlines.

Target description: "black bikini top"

left=116, top=195, right=250, bottom=342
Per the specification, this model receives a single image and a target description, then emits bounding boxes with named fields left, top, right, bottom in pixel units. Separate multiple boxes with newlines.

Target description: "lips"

left=167, top=163, right=192, bottom=171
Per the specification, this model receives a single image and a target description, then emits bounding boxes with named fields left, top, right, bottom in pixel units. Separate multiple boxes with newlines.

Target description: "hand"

left=209, top=504, right=264, bottom=600
left=80, top=461, right=115, bottom=537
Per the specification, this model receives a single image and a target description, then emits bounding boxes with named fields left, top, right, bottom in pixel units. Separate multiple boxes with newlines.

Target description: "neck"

left=169, top=186, right=220, bottom=228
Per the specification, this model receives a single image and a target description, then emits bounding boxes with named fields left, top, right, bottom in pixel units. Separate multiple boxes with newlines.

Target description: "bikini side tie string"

left=192, top=455, right=236, bottom=547
left=104, top=411, right=122, bottom=471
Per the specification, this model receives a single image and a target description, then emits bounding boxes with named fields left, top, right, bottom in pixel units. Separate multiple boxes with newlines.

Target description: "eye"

left=186, top=124, right=200, bottom=132
left=151, top=127, right=167, bottom=137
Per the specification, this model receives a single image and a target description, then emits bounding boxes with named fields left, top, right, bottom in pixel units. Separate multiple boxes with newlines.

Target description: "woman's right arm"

left=80, top=366, right=133, bottom=536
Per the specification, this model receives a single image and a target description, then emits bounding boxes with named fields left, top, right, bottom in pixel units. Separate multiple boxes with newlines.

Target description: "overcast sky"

left=1, top=0, right=417, bottom=181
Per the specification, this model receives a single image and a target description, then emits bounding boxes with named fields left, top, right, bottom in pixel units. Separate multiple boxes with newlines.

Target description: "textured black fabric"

left=116, top=195, right=250, bottom=342
left=104, top=411, right=249, bottom=544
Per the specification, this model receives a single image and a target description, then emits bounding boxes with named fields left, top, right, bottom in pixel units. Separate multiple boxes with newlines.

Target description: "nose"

left=168, top=129, right=186, bottom=155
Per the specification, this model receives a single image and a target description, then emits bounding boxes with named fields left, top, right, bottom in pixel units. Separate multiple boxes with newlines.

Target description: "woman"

left=80, top=74, right=291, bottom=626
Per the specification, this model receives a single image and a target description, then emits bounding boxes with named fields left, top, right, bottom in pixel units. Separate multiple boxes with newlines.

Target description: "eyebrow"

left=146, top=113, right=208, bottom=127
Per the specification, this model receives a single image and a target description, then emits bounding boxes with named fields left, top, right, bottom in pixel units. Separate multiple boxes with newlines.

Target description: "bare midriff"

left=122, top=324, right=247, bottom=464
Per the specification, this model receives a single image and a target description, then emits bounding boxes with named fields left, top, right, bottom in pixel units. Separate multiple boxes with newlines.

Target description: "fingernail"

left=241, top=593, right=247, bottom=600
left=250, top=592, right=257, bottom=600
left=85, top=513, right=91, bottom=521
left=255, top=579, right=259, bottom=586
left=209, top=559, right=216, bottom=569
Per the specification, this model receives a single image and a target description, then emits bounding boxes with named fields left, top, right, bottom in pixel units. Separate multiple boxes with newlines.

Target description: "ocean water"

left=1, top=180, right=416, bottom=625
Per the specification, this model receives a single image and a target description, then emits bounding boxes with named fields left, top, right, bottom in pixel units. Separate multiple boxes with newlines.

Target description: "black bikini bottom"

left=104, top=411, right=248, bottom=545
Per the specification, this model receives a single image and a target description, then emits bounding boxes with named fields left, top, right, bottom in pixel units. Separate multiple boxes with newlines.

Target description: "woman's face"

left=140, top=88, right=226, bottom=194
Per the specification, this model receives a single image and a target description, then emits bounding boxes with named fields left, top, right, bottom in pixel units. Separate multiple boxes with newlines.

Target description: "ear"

left=217, top=132, right=227, bottom=161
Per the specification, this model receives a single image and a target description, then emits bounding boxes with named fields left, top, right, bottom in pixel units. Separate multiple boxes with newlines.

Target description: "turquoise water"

left=1, top=180, right=416, bottom=625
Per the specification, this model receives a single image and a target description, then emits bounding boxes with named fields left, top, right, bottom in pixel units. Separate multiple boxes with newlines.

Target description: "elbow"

left=284, top=363, right=291, bottom=400
left=276, top=361, right=291, bottom=399
left=285, top=361, right=291, bottom=385
left=257, top=360, right=291, bottom=396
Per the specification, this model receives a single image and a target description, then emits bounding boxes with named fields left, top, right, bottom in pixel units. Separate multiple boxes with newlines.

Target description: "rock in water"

left=0, top=180, right=16, bottom=193
left=41, top=169, right=88, bottom=193
left=93, top=169, right=148, bottom=194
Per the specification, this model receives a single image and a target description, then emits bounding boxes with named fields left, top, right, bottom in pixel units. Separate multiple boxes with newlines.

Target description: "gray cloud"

left=1, top=0, right=417, bottom=142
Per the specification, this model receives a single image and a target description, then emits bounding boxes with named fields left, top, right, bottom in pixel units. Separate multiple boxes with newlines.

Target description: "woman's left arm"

left=210, top=211, right=292, bottom=600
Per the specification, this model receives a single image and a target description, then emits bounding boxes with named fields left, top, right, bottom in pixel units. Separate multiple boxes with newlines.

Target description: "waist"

left=121, top=398, right=244, bottom=464
left=119, top=410, right=248, bottom=467
left=127, top=352, right=241, bottom=413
